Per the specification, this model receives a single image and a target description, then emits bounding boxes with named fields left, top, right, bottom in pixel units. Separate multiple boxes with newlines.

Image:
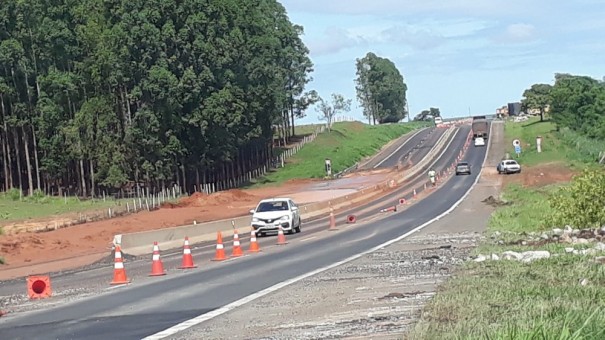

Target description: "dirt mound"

left=171, top=189, right=257, bottom=208
left=482, top=196, right=512, bottom=207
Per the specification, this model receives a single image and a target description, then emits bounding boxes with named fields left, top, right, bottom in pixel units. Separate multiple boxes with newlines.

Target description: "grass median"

left=250, top=121, right=428, bottom=187
left=410, top=117, right=605, bottom=339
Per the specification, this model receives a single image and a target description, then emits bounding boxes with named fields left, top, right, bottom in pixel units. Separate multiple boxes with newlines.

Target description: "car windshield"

left=505, top=161, right=518, bottom=165
left=256, top=201, right=289, bottom=212
left=458, top=163, right=469, bottom=166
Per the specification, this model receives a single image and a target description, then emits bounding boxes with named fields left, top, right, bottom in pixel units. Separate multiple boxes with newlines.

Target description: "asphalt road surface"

left=366, top=126, right=440, bottom=169
left=0, top=124, right=486, bottom=340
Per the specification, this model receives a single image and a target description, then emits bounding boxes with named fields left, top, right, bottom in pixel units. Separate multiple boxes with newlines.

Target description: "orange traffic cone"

left=276, top=226, right=288, bottom=245
left=149, top=242, right=166, bottom=276
left=329, top=211, right=338, bottom=231
left=110, top=245, right=130, bottom=285
left=178, top=237, right=197, bottom=269
left=249, top=230, right=261, bottom=253
left=232, top=230, right=244, bottom=257
left=212, top=232, right=228, bottom=261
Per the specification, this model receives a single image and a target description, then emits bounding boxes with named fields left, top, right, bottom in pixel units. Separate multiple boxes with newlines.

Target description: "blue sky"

left=280, top=0, right=605, bottom=124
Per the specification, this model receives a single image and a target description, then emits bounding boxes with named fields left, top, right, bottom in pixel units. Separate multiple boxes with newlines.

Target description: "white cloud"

left=493, top=23, right=537, bottom=44
left=307, top=27, right=367, bottom=56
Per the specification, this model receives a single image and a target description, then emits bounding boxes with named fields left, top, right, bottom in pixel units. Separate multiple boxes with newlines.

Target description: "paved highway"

left=0, top=124, right=485, bottom=339
left=361, top=126, right=439, bottom=169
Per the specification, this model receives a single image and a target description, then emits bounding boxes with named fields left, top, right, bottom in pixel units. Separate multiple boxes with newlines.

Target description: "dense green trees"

left=0, top=0, right=313, bottom=197
left=522, top=74, right=605, bottom=140
left=548, top=74, right=605, bottom=140
left=355, top=52, right=407, bottom=124
left=521, top=83, right=552, bottom=122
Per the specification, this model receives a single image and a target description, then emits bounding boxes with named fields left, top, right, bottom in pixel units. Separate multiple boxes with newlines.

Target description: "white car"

left=474, top=137, right=486, bottom=147
left=250, top=198, right=302, bottom=236
left=497, top=160, right=521, bottom=174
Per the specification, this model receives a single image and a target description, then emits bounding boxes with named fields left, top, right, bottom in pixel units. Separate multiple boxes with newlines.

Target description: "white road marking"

left=373, top=128, right=427, bottom=168
left=143, top=124, right=493, bottom=340
left=299, top=236, right=317, bottom=242
left=105, top=283, right=131, bottom=291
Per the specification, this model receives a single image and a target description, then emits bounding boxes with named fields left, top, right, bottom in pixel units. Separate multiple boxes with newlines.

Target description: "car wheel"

left=295, top=219, right=302, bottom=233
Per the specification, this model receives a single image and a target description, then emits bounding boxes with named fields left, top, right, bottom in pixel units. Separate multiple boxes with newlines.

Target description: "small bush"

left=548, top=169, right=605, bottom=228
left=0, top=256, right=5, bottom=265
left=25, top=189, right=49, bottom=203
left=6, top=188, right=22, bottom=201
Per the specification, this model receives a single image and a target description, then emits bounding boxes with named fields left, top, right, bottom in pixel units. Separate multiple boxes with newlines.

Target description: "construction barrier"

left=346, top=215, right=357, bottom=224
left=27, top=275, right=52, bottom=299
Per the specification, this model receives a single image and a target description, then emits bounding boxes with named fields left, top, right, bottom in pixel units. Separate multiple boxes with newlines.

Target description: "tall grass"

left=250, top=121, right=426, bottom=186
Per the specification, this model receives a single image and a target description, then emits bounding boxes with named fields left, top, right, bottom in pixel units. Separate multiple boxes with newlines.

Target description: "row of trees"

left=0, top=0, right=316, bottom=197
left=522, top=73, right=605, bottom=140
left=413, top=107, right=441, bottom=121
left=355, top=52, right=408, bottom=124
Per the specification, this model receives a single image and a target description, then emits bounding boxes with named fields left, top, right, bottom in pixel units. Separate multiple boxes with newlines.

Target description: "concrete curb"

left=115, top=126, right=458, bottom=256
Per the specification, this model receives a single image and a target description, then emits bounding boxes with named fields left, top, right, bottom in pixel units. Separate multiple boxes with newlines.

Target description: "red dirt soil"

left=503, top=163, right=577, bottom=187
left=0, top=182, right=312, bottom=278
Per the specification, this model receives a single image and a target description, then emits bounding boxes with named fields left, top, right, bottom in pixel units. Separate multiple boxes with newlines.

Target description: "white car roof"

left=258, top=198, right=292, bottom=203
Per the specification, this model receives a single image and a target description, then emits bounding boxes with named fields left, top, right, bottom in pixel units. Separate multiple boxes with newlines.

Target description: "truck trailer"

left=472, top=119, right=489, bottom=140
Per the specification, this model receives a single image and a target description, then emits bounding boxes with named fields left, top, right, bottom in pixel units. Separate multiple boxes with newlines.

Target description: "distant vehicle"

left=250, top=198, right=302, bottom=236
left=434, top=116, right=443, bottom=125
left=497, top=160, right=521, bottom=174
left=472, top=119, right=489, bottom=140
left=455, top=162, right=471, bottom=175
left=474, top=137, right=486, bottom=147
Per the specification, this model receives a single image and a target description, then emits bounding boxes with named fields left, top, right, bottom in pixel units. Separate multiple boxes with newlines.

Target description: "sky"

left=279, top=0, right=605, bottom=124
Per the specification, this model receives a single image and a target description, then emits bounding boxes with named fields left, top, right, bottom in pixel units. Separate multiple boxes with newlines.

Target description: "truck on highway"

left=472, top=118, right=489, bottom=140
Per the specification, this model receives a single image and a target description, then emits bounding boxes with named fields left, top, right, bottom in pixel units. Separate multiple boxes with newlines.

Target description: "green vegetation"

left=250, top=121, right=426, bottom=186
left=487, top=184, right=556, bottom=234
left=505, top=117, right=605, bottom=167
left=412, top=255, right=605, bottom=340
left=0, top=192, right=129, bottom=224
left=0, top=0, right=315, bottom=197
left=0, top=256, right=5, bottom=265
left=355, top=52, right=408, bottom=124
left=411, top=74, right=605, bottom=339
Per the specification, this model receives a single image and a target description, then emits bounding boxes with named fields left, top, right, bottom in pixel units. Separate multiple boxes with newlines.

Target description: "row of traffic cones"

left=211, top=229, right=265, bottom=261
left=110, top=229, right=266, bottom=285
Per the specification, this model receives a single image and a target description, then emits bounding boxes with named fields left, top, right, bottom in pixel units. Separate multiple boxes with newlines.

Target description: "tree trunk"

left=1, top=130, right=8, bottom=191
left=0, top=93, right=12, bottom=190
left=290, top=102, right=296, bottom=137
left=181, top=161, right=186, bottom=194
left=31, top=124, right=41, bottom=191
left=22, top=125, right=34, bottom=196
left=79, top=158, right=87, bottom=197
left=13, top=127, right=23, bottom=190
left=90, top=159, right=96, bottom=197
left=195, top=166, right=201, bottom=192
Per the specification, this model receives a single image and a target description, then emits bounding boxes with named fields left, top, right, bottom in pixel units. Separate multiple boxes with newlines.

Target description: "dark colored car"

left=455, top=162, right=471, bottom=175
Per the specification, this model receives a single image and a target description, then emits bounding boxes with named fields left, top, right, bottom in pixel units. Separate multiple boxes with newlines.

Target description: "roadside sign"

left=514, top=145, right=521, bottom=156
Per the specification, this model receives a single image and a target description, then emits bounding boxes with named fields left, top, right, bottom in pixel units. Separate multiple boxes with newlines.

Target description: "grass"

left=0, top=192, right=132, bottom=225
left=411, top=255, right=605, bottom=340
left=409, top=117, right=605, bottom=339
left=249, top=121, right=428, bottom=187
left=487, top=184, right=558, bottom=234
left=504, top=117, right=605, bottom=169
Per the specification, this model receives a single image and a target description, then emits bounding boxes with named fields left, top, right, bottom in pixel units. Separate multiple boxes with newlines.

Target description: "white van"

left=474, top=137, right=485, bottom=147
left=434, top=116, right=443, bottom=125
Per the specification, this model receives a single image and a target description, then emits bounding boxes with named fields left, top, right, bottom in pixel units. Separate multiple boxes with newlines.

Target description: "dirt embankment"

left=0, top=183, right=308, bottom=273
